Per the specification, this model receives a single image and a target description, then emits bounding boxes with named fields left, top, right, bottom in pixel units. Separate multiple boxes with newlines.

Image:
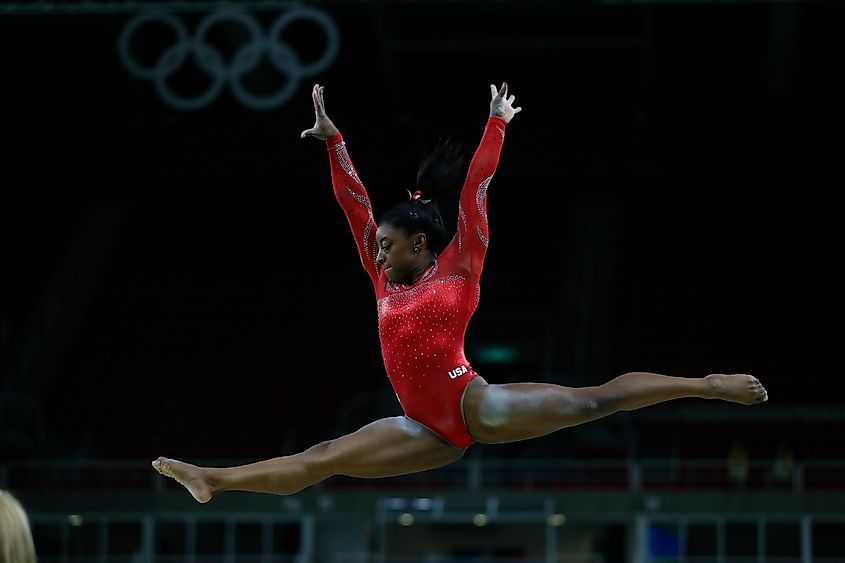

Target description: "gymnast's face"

left=376, top=223, right=427, bottom=284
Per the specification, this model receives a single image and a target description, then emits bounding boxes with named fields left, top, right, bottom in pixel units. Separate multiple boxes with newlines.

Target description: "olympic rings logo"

left=118, top=7, right=340, bottom=111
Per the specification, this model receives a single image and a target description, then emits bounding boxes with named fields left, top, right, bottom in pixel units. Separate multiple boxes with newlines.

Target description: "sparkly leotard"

left=325, top=116, right=507, bottom=449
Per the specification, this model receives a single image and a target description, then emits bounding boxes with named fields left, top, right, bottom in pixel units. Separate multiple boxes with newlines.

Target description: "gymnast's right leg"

left=151, top=416, right=464, bottom=503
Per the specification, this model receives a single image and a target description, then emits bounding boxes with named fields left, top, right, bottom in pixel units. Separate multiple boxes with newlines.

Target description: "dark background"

left=1, top=1, right=836, bottom=465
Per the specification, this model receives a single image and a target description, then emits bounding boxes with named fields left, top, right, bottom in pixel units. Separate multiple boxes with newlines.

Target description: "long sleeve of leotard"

left=449, top=115, right=507, bottom=278
left=326, top=133, right=380, bottom=288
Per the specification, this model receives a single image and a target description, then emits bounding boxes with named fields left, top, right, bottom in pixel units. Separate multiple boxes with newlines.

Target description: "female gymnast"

left=152, top=82, right=767, bottom=503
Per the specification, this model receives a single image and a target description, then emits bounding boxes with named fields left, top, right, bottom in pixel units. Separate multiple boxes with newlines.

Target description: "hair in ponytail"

left=378, top=137, right=466, bottom=256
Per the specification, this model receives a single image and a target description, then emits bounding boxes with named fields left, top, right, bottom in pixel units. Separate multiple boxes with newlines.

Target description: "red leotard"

left=325, top=116, right=507, bottom=449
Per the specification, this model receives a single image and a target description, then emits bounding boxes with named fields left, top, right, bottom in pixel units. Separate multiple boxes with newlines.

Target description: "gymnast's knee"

left=302, top=440, right=335, bottom=479
left=583, top=386, right=623, bottom=415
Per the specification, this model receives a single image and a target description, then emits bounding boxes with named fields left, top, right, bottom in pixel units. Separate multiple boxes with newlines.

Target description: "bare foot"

left=152, top=457, right=214, bottom=503
left=705, top=374, right=768, bottom=405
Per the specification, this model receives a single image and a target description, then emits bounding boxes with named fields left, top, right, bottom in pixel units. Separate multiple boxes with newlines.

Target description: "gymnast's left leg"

left=152, top=416, right=464, bottom=503
left=461, top=372, right=767, bottom=444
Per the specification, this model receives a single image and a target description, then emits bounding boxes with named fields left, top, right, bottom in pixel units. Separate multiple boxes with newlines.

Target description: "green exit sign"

left=475, top=345, right=520, bottom=364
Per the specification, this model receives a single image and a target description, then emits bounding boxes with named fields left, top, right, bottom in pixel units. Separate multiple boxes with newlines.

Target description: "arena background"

left=0, top=0, right=838, bottom=561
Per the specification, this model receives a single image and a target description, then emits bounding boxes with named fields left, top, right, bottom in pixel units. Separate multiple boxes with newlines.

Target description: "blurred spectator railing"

left=2, top=458, right=843, bottom=493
